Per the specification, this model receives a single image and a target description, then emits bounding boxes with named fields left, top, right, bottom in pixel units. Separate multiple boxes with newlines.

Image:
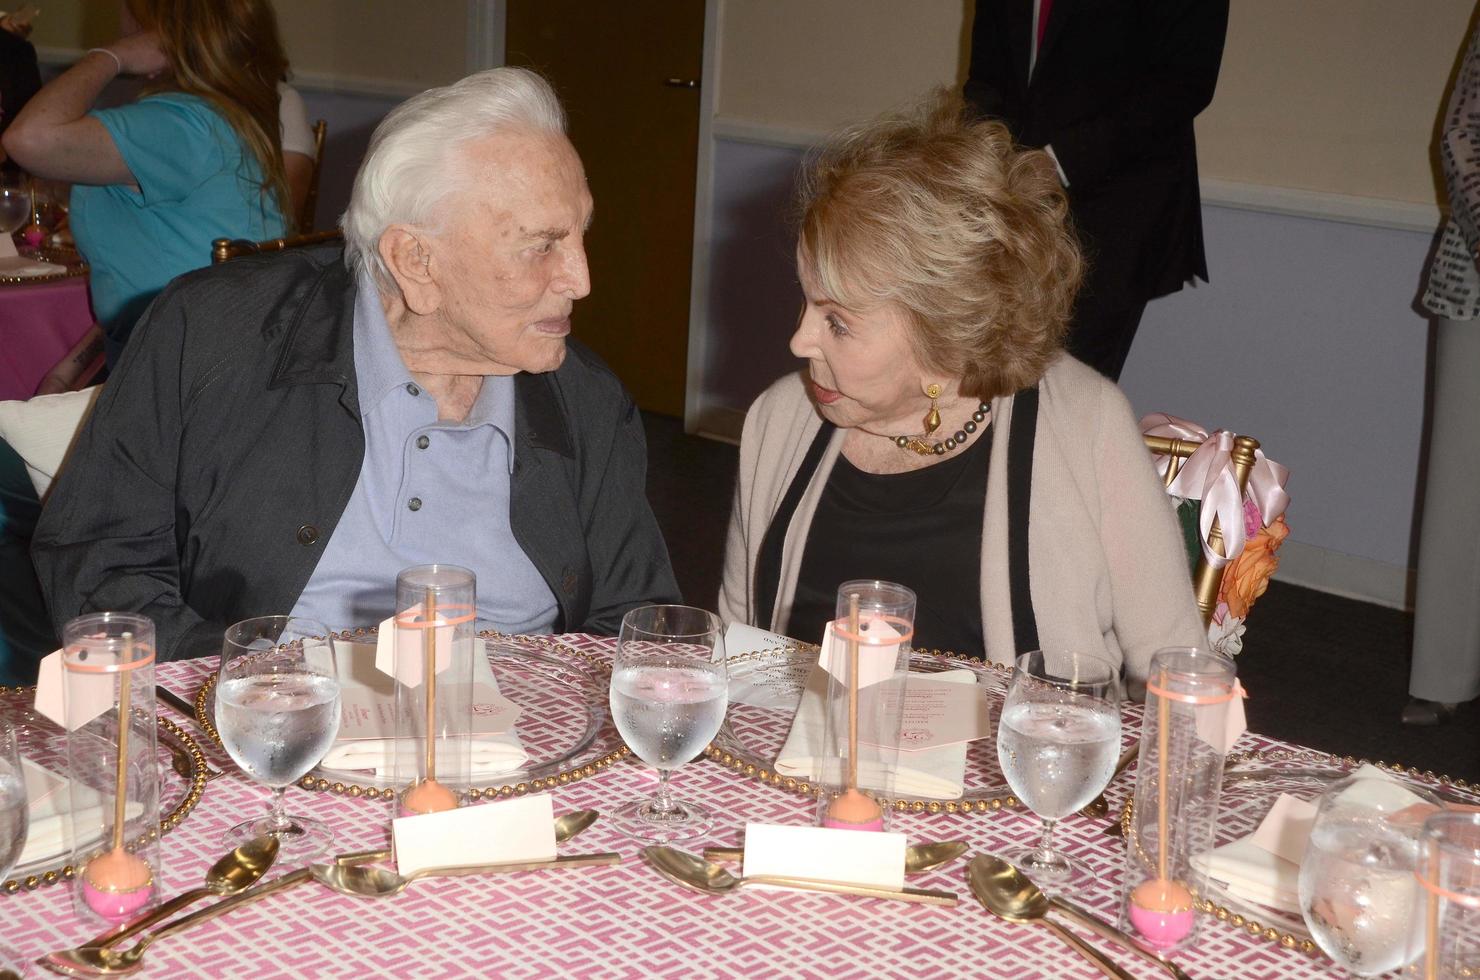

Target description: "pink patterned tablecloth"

left=0, top=274, right=94, bottom=401
left=4, top=635, right=1458, bottom=979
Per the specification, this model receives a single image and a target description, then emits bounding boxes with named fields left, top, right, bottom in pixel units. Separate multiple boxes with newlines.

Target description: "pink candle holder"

left=62, top=613, right=162, bottom=926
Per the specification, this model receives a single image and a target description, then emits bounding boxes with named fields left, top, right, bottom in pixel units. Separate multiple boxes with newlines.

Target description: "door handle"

left=664, top=78, right=700, bottom=89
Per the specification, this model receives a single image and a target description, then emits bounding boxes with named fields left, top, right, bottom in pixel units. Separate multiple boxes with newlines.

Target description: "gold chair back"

left=211, top=229, right=343, bottom=264
left=299, top=119, right=328, bottom=232
left=1143, top=432, right=1261, bottom=627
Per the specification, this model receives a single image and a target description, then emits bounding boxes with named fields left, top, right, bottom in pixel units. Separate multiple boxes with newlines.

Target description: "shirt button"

left=406, top=383, right=420, bottom=396
left=408, top=497, right=422, bottom=512
left=296, top=524, right=319, bottom=546
left=416, top=435, right=430, bottom=450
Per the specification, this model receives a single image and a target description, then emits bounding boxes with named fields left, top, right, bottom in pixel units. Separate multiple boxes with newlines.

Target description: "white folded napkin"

left=774, top=665, right=975, bottom=800
left=320, top=640, right=529, bottom=778
left=1193, top=764, right=1430, bottom=915
left=0, top=255, right=61, bottom=278
left=16, top=759, right=141, bottom=868
left=319, top=736, right=528, bottom=778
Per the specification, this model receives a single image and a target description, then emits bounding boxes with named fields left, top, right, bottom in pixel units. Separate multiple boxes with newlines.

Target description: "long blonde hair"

left=128, top=0, right=294, bottom=229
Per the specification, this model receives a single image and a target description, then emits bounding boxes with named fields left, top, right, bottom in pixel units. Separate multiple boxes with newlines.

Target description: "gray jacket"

left=33, top=246, right=679, bottom=661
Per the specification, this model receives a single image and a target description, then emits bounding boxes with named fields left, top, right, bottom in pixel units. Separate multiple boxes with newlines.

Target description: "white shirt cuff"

left=1044, top=143, right=1070, bottom=187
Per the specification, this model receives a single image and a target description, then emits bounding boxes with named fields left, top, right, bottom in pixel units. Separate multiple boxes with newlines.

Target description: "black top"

left=786, top=427, right=993, bottom=655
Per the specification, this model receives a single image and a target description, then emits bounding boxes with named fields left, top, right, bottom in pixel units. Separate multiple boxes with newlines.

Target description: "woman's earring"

left=923, top=383, right=942, bottom=434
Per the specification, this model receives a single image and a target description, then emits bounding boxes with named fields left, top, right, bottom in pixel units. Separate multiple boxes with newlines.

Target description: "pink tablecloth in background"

left=0, top=275, right=93, bottom=401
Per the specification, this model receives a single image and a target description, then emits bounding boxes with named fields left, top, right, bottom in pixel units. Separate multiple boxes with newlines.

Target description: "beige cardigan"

left=716, top=355, right=1204, bottom=683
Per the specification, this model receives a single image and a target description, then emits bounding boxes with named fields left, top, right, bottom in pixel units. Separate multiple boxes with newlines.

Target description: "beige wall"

left=1198, top=0, right=1473, bottom=204
left=716, top=0, right=970, bottom=130
left=716, top=0, right=1477, bottom=206
left=28, top=0, right=468, bottom=92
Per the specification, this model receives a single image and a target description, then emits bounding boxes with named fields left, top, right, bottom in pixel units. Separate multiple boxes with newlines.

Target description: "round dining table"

left=3, top=633, right=1472, bottom=978
left=0, top=266, right=94, bottom=402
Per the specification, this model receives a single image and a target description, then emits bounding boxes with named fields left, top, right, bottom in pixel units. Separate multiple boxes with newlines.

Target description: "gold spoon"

left=966, top=855, right=1135, bottom=980
left=644, top=846, right=957, bottom=906
left=39, top=866, right=316, bottom=977
left=971, top=855, right=1194, bottom=980
left=703, top=839, right=968, bottom=875
left=1080, top=743, right=1139, bottom=819
left=311, top=851, right=622, bottom=899
left=76, top=837, right=279, bottom=953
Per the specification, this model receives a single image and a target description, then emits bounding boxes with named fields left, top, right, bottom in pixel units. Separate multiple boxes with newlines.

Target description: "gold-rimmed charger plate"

left=0, top=247, right=87, bottom=285
left=705, top=643, right=1023, bottom=815
left=194, top=631, right=629, bottom=803
left=1122, top=748, right=1480, bottom=957
left=0, top=686, right=210, bottom=894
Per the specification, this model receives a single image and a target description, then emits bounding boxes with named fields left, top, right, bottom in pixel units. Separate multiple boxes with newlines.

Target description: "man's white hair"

left=341, top=67, right=566, bottom=290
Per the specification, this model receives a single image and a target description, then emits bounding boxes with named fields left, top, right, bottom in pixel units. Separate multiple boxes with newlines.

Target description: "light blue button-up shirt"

left=289, top=273, right=559, bottom=633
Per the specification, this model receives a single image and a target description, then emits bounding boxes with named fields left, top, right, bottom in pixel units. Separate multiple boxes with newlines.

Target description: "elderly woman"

left=717, top=93, right=1203, bottom=684
left=3, top=0, right=290, bottom=365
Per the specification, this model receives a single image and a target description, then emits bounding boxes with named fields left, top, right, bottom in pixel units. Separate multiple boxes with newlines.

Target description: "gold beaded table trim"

left=193, top=630, right=630, bottom=803
left=1118, top=749, right=1480, bottom=961
left=704, top=645, right=1027, bottom=816
left=1, top=693, right=211, bottom=895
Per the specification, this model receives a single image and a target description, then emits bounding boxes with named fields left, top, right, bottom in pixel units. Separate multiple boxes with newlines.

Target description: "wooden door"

left=505, top=2, right=705, bottom=418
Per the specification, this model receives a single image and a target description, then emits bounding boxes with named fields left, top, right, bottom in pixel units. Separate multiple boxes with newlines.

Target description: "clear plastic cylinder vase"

left=813, top=580, right=915, bottom=834
left=1417, top=810, right=1480, bottom=980
left=391, top=565, right=476, bottom=817
left=62, top=613, right=161, bottom=925
left=1119, top=646, right=1238, bottom=952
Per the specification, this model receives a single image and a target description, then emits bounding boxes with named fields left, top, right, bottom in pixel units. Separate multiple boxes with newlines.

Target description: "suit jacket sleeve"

left=962, top=2, right=1014, bottom=125
left=31, top=286, right=221, bottom=661
left=1044, top=0, right=1228, bottom=193
left=573, top=395, right=681, bottom=636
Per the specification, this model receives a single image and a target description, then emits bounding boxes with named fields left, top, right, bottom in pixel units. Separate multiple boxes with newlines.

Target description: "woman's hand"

left=104, top=30, right=168, bottom=79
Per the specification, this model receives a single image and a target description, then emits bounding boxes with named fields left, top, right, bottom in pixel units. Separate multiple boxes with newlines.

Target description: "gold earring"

left=923, top=383, right=942, bottom=434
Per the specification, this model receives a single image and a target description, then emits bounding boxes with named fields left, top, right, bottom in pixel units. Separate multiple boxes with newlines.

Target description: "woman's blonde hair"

left=128, top=0, right=293, bottom=229
left=796, top=89, right=1083, bottom=401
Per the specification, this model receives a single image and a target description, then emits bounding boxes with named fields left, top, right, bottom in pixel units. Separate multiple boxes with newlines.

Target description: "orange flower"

left=1219, top=516, right=1290, bottom=620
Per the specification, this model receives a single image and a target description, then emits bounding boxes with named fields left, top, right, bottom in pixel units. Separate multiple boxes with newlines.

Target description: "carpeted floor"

left=641, top=411, right=1480, bottom=783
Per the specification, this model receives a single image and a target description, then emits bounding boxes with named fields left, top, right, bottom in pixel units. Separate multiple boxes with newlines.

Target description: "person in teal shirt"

left=3, top=0, right=293, bottom=365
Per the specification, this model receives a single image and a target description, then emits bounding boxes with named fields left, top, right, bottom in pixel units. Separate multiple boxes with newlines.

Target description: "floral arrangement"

left=1207, top=497, right=1290, bottom=657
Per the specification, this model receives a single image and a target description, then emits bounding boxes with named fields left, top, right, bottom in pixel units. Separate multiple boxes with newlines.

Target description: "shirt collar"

left=351, top=268, right=415, bottom=417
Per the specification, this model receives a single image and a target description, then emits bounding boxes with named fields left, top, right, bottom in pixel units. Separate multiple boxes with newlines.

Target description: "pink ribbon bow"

left=1139, top=414, right=1291, bottom=568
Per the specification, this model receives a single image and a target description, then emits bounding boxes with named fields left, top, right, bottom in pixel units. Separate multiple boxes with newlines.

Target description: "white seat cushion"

left=0, top=387, right=102, bottom=499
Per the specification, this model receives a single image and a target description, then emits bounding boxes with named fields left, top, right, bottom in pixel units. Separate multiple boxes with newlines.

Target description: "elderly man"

left=31, top=68, right=680, bottom=661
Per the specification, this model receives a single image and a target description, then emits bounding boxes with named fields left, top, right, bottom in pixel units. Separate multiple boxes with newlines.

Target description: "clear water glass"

left=216, top=616, right=340, bottom=861
left=610, top=605, right=727, bottom=842
left=0, top=173, right=29, bottom=236
left=1298, top=774, right=1438, bottom=976
left=998, top=649, right=1121, bottom=881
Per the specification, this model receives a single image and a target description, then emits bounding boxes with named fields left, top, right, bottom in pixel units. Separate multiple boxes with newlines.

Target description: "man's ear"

left=377, top=226, right=440, bottom=316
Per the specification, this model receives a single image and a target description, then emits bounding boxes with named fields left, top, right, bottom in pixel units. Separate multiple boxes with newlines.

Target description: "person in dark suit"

left=964, top=0, right=1229, bottom=380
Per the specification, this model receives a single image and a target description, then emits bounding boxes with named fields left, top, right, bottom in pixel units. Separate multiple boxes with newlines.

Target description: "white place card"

left=741, top=823, right=906, bottom=891
left=33, top=648, right=116, bottom=731
left=392, top=792, right=557, bottom=876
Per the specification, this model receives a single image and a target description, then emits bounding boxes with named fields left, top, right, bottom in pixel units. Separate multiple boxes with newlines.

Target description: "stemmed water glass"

left=0, top=171, right=30, bottom=240
left=216, top=616, right=341, bottom=860
left=1298, top=774, right=1438, bottom=976
left=609, top=605, right=728, bottom=842
left=997, top=649, right=1121, bottom=881
left=0, top=722, right=28, bottom=971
